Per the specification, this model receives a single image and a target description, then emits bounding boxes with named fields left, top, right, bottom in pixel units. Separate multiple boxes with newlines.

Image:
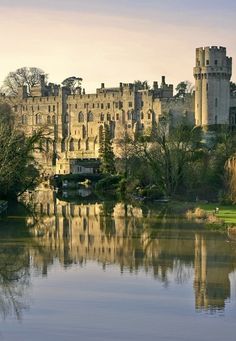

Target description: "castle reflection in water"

left=24, top=186, right=236, bottom=313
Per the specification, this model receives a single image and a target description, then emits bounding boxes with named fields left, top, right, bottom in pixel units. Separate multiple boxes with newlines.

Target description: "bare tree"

left=1, top=67, right=47, bottom=96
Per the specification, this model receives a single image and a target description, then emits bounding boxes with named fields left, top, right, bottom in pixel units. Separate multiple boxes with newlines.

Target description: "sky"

left=0, top=0, right=235, bottom=92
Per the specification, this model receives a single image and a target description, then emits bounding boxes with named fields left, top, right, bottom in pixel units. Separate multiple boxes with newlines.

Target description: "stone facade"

left=0, top=45, right=234, bottom=175
left=0, top=76, right=194, bottom=175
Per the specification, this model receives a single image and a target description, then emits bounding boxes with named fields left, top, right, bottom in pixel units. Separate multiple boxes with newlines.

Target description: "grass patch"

left=197, top=203, right=236, bottom=225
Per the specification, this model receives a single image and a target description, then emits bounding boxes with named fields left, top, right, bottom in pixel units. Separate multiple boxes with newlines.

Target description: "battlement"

left=197, top=46, right=226, bottom=52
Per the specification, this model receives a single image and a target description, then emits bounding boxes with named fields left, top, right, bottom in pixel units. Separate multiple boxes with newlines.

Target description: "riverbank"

left=198, top=203, right=236, bottom=225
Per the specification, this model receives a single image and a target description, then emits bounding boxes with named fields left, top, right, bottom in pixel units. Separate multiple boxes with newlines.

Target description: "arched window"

left=127, top=111, right=132, bottom=120
left=78, top=112, right=84, bottom=122
left=47, top=115, right=51, bottom=124
left=21, top=115, right=27, bottom=124
left=70, top=139, right=74, bottom=151
left=86, top=139, right=89, bottom=150
left=82, top=125, right=86, bottom=139
left=36, top=113, right=42, bottom=124
left=52, top=115, right=55, bottom=124
left=87, top=111, right=93, bottom=122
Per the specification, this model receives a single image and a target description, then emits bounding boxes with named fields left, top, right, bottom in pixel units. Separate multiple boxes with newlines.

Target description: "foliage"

left=99, top=124, right=116, bottom=174
left=134, top=80, right=150, bottom=90
left=95, top=174, right=121, bottom=192
left=0, top=105, right=46, bottom=199
left=61, top=76, right=83, bottom=94
left=175, top=81, right=194, bottom=98
left=131, top=123, right=203, bottom=196
left=1, top=67, right=47, bottom=96
left=230, top=81, right=236, bottom=95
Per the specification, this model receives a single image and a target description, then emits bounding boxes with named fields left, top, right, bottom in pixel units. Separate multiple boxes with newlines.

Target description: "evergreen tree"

left=99, top=124, right=115, bottom=174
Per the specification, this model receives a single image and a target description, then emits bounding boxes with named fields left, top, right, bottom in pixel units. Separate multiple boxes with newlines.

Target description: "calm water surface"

left=0, top=188, right=236, bottom=341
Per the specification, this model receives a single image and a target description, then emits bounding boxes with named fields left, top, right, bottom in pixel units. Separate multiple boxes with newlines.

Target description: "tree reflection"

left=0, top=245, right=30, bottom=320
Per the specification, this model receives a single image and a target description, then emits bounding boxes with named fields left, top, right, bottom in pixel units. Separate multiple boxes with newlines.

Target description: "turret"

left=193, top=46, right=232, bottom=126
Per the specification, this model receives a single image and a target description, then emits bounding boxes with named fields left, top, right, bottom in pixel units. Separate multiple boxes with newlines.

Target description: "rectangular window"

left=206, top=60, right=209, bottom=65
left=48, top=105, right=51, bottom=112
left=129, top=102, right=132, bottom=107
left=107, top=103, right=110, bottom=109
left=101, top=103, right=104, bottom=109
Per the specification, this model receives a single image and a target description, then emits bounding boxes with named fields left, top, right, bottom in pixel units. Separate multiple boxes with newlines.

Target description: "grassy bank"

left=198, top=204, right=236, bottom=225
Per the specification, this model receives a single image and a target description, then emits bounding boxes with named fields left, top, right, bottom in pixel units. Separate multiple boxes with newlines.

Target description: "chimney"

left=161, top=76, right=166, bottom=85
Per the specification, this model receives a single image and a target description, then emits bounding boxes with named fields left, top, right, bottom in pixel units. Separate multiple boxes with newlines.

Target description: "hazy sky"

left=0, top=0, right=235, bottom=92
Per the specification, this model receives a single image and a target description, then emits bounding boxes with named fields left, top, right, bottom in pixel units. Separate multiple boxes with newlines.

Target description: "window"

left=100, top=113, right=104, bottom=121
left=47, top=115, right=51, bottom=124
left=107, top=113, right=111, bottom=121
left=116, top=113, right=119, bottom=120
left=127, top=111, right=132, bottom=120
left=52, top=115, right=56, bottom=124
left=107, top=103, right=110, bottom=109
left=82, top=125, right=86, bottom=138
left=78, top=112, right=84, bottom=122
left=129, top=102, right=132, bottom=107
left=87, top=111, right=93, bottom=122
left=141, top=112, right=144, bottom=120
left=53, top=105, right=55, bottom=111
left=70, top=139, right=74, bottom=151
left=75, top=104, right=78, bottom=109
left=36, top=113, right=42, bottom=124
left=101, top=103, right=104, bottom=109
left=206, top=60, right=209, bottom=65
left=84, top=103, right=87, bottom=108
left=214, top=60, right=218, bottom=66
left=148, top=113, right=151, bottom=119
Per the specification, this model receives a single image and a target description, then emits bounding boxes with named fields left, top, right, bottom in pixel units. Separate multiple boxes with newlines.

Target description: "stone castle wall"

left=1, top=77, right=194, bottom=175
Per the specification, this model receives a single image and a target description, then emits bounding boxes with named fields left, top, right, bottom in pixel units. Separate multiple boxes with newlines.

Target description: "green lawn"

left=198, top=203, right=236, bottom=224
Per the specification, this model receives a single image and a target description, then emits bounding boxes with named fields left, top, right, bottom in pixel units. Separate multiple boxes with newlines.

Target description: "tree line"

left=98, top=121, right=236, bottom=203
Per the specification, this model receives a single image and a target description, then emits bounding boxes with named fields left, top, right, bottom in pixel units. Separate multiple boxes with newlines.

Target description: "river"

left=0, top=187, right=236, bottom=340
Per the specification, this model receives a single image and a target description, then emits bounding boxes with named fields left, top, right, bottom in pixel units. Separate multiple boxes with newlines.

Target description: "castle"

left=1, top=46, right=235, bottom=175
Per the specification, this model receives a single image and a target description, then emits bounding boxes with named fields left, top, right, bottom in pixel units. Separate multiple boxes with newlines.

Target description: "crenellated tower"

left=193, top=46, right=232, bottom=126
